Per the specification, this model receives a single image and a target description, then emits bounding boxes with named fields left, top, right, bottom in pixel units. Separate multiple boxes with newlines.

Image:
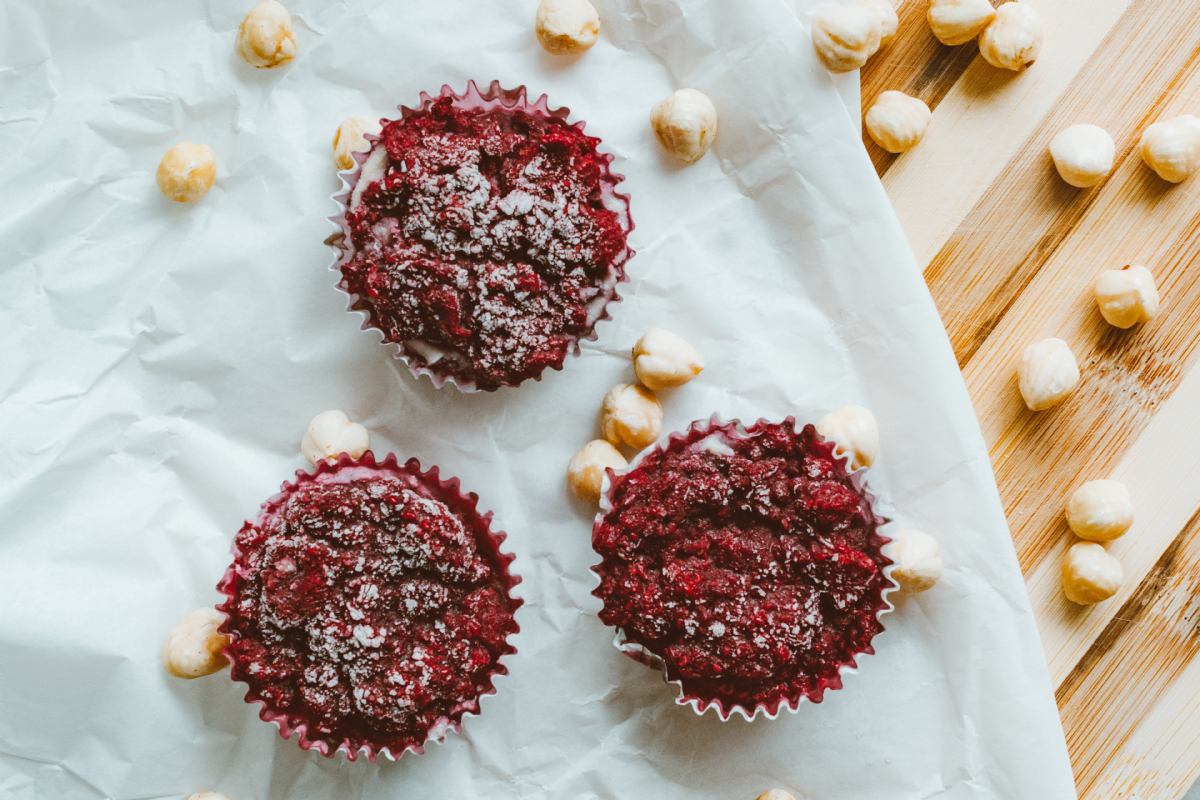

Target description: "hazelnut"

left=1066, top=480, right=1133, bottom=542
left=1139, top=115, right=1200, bottom=183
left=757, top=792, right=799, bottom=800
left=888, top=528, right=943, bottom=592
left=1017, top=338, right=1079, bottom=411
left=816, top=404, right=879, bottom=470
left=1049, top=124, right=1115, bottom=188
left=927, top=0, right=996, bottom=45
left=163, top=608, right=229, bottom=679
left=600, top=384, right=663, bottom=450
left=332, top=116, right=382, bottom=171
left=978, top=2, right=1042, bottom=71
left=535, top=0, right=600, bottom=55
left=650, top=89, right=718, bottom=164
left=236, top=0, right=297, bottom=69
left=567, top=439, right=628, bottom=503
left=632, top=328, right=704, bottom=390
left=865, top=90, right=932, bottom=154
left=811, top=3, right=883, bottom=73
left=1093, top=264, right=1160, bottom=329
left=301, top=410, right=370, bottom=466
left=858, top=0, right=899, bottom=45
left=156, top=142, right=216, bottom=204
left=187, top=794, right=232, bottom=800
left=1061, top=542, right=1122, bottom=605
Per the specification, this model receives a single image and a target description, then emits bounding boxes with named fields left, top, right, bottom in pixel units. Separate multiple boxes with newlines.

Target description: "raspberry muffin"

left=218, top=452, right=521, bottom=759
left=592, top=418, right=893, bottom=719
left=330, top=81, right=634, bottom=391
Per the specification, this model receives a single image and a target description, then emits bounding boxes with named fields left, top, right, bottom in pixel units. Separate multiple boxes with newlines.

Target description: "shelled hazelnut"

left=650, top=89, right=718, bottom=164
left=1049, top=124, right=1115, bottom=188
left=301, top=410, right=369, bottom=466
left=1094, top=264, right=1159, bottom=329
left=1140, top=115, right=1200, bottom=183
left=865, top=91, right=932, bottom=153
left=567, top=440, right=628, bottom=503
left=156, top=142, right=216, bottom=203
left=978, top=2, right=1042, bottom=71
left=927, top=0, right=996, bottom=46
left=888, top=528, right=944, bottom=592
left=235, top=0, right=297, bottom=69
left=163, top=608, right=229, bottom=679
left=1017, top=338, right=1079, bottom=411
left=332, top=116, right=381, bottom=171
left=632, top=328, right=704, bottom=390
left=535, top=0, right=600, bottom=54
left=817, top=404, right=879, bottom=470
left=1066, top=480, right=1133, bottom=542
left=812, top=4, right=883, bottom=73
left=1061, top=542, right=1122, bottom=605
left=600, top=384, right=663, bottom=450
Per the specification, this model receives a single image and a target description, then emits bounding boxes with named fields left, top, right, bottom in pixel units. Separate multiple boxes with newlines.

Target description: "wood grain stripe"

left=862, top=2, right=1200, bottom=795
left=1054, top=513, right=1200, bottom=794
left=1085, top=659, right=1200, bottom=798
left=880, top=0, right=1133, bottom=266
left=859, top=1, right=984, bottom=172
left=965, top=185, right=1200, bottom=574
left=927, top=0, right=1200, bottom=365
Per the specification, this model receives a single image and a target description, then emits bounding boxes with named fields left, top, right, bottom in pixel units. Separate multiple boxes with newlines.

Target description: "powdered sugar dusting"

left=593, top=421, right=888, bottom=712
left=339, top=94, right=630, bottom=391
left=224, top=464, right=518, bottom=755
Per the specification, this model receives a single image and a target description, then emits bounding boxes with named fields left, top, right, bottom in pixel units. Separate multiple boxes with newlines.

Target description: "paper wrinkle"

left=0, top=0, right=1075, bottom=797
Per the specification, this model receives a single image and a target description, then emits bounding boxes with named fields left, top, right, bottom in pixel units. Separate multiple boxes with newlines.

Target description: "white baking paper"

left=0, top=0, right=1077, bottom=797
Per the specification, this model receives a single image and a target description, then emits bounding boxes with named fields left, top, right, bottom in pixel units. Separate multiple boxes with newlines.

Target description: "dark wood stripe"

left=999, top=204, right=1200, bottom=574
left=1056, top=507, right=1200, bottom=705
left=860, top=3, right=989, bottom=173
left=929, top=0, right=1200, bottom=366
left=1054, top=509, right=1200, bottom=793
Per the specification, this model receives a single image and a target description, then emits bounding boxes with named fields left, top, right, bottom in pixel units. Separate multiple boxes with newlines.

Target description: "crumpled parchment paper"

left=0, top=0, right=1076, bottom=797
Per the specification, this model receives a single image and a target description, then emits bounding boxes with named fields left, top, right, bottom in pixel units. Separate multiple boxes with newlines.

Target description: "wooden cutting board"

left=860, top=1, right=1200, bottom=797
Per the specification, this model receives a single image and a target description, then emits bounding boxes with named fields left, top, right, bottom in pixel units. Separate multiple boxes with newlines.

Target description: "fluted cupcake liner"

left=326, top=79, right=635, bottom=392
left=216, top=451, right=522, bottom=761
left=591, top=415, right=896, bottom=721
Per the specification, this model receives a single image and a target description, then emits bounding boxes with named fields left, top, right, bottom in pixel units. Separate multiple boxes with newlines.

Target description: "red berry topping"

left=592, top=420, right=890, bottom=715
left=338, top=87, right=632, bottom=391
left=220, top=455, right=520, bottom=757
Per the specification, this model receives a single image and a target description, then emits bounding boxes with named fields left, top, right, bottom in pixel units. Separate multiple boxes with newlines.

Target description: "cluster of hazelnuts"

left=813, top=0, right=1200, bottom=194
left=1015, top=98, right=1199, bottom=611
left=1017, top=313, right=1146, bottom=607
left=566, top=332, right=944, bottom=596
left=805, top=2, right=1167, bottom=609
left=810, top=0, right=1042, bottom=156
left=566, top=328, right=705, bottom=504
left=154, top=0, right=296, bottom=204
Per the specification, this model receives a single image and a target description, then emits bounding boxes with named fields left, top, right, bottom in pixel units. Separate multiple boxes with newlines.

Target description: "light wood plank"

left=958, top=62, right=1200, bottom=575
left=871, top=2, right=1200, bottom=796
left=926, top=0, right=1200, bottom=364
left=1055, top=511, right=1200, bottom=795
left=881, top=0, right=1132, bottom=265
